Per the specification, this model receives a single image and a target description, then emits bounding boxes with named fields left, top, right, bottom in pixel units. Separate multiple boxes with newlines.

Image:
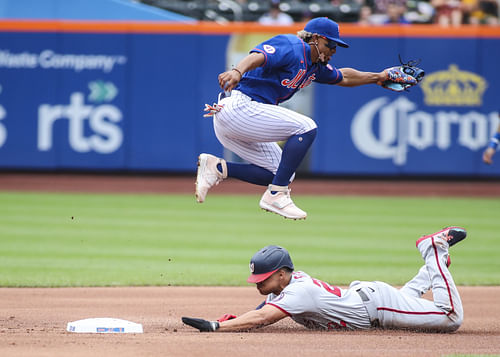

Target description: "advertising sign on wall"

left=0, top=22, right=499, bottom=177
left=0, top=34, right=128, bottom=169
left=311, top=36, right=500, bottom=177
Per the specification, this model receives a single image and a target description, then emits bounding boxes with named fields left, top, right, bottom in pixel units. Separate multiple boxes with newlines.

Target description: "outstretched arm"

left=218, top=52, right=266, bottom=91
left=337, top=67, right=387, bottom=87
left=218, top=304, right=287, bottom=331
left=182, top=304, right=287, bottom=332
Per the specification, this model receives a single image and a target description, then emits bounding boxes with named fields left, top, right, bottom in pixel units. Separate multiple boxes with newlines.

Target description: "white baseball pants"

left=213, top=90, right=317, bottom=174
left=354, top=236, right=463, bottom=332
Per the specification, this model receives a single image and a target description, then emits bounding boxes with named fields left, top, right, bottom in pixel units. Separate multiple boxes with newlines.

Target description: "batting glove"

left=182, top=317, right=219, bottom=332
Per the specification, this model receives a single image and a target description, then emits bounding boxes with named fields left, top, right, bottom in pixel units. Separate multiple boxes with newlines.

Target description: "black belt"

left=357, top=288, right=370, bottom=302
left=356, top=288, right=380, bottom=327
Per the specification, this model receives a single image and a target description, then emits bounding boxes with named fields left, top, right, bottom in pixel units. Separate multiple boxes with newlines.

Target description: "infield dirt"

left=1, top=286, right=499, bottom=357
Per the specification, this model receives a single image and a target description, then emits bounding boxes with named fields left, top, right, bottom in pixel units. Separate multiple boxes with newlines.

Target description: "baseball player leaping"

left=195, top=17, right=420, bottom=220
left=182, top=226, right=466, bottom=332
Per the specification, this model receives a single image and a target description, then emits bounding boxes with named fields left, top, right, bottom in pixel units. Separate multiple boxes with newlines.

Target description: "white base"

left=67, top=318, right=143, bottom=333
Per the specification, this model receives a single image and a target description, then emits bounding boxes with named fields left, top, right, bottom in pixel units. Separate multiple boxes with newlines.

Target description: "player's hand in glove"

left=181, top=317, right=220, bottom=332
left=217, top=313, right=237, bottom=322
left=379, top=57, right=425, bottom=92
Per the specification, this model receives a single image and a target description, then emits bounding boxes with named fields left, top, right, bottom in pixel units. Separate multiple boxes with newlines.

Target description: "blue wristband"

left=488, top=132, right=500, bottom=149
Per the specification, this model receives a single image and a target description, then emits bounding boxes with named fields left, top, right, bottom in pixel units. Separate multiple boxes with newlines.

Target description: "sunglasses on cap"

left=320, top=35, right=337, bottom=50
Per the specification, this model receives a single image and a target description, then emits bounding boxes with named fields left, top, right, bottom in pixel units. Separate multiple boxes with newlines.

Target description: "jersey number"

left=312, top=279, right=341, bottom=297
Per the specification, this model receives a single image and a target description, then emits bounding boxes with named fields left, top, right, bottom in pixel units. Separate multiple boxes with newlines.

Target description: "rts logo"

left=38, top=92, right=123, bottom=153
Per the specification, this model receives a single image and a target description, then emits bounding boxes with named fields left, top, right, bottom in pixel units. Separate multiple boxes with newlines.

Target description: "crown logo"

left=420, top=64, right=487, bottom=106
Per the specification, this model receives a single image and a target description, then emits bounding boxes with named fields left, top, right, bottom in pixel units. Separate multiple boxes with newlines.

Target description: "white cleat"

left=259, top=184, right=307, bottom=220
left=195, top=153, right=227, bottom=203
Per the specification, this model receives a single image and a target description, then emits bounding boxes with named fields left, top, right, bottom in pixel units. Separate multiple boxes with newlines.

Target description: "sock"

left=218, top=162, right=274, bottom=186
left=272, top=128, right=317, bottom=187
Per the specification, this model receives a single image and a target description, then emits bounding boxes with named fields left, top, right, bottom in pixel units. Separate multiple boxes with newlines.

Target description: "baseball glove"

left=381, top=56, right=425, bottom=92
left=182, top=317, right=219, bottom=332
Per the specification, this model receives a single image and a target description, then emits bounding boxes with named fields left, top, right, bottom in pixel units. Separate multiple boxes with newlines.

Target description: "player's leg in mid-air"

left=196, top=90, right=317, bottom=220
left=373, top=227, right=466, bottom=332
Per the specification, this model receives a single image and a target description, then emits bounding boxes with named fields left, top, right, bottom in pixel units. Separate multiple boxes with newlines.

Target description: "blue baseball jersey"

left=234, top=34, right=343, bottom=105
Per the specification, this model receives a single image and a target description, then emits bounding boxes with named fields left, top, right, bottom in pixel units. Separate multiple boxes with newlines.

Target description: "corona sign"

left=421, top=65, right=487, bottom=107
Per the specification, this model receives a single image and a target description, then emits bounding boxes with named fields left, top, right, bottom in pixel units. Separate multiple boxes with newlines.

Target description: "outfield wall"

left=0, top=21, right=499, bottom=177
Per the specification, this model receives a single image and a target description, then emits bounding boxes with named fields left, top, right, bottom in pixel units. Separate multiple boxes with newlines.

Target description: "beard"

left=309, top=42, right=328, bottom=65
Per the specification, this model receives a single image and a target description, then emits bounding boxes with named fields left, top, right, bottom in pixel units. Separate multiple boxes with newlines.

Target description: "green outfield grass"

left=0, top=191, right=499, bottom=287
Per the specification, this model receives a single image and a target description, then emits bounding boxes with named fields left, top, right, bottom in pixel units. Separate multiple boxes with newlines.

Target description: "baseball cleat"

left=195, top=153, right=227, bottom=203
left=416, top=226, right=467, bottom=248
left=259, top=184, right=306, bottom=220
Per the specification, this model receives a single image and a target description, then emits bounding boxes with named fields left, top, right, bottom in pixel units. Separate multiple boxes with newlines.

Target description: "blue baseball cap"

left=247, top=245, right=294, bottom=283
left=304, top=17, right=349, bottom=48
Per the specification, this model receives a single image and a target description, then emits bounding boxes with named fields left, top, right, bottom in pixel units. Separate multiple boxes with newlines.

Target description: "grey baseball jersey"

left=266, top=271, right=372, bottom=330
left=264, top=235, right=463, bottom=332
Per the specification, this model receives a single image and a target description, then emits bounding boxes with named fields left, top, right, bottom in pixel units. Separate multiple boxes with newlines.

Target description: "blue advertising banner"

left=0, top=29, right=226, bottom=171
left=312, top=36, right=500, bottom=177
left=0, top=32, right=129, bottom=169
left=0, top=22, right=499, bottom=177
